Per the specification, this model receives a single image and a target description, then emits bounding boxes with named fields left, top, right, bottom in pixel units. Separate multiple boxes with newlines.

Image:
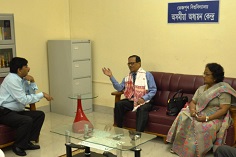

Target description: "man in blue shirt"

left=102, top=55, right=157, bottom=132
left=0, top=57, right=53, bottom=156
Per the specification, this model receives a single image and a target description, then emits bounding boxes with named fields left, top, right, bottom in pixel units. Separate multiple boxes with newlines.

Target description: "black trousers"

left=114, top=99, right=152, bottom=132
left=214, top=145, right=236, bottom=157
left=0, top=107, right=45, bottom=149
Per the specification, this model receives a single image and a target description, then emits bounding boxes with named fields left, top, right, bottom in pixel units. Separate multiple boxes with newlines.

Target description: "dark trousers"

left=214, top=145, right=236, bottom=157
left=114, top=99, right=152, bottom=132
left=0, top=107, right=45, bottom=149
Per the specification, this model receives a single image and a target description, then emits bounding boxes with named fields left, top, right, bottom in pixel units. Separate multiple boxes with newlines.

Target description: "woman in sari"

left=166, top=63, right=236, bottom=157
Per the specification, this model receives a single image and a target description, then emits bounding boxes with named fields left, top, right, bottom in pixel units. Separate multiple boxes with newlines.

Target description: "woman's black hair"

left=9, top=57, right=28, bottom=73
left=206, top=63, right=224, bottom=83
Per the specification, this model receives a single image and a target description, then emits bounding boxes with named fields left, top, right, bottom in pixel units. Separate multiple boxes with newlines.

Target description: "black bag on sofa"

left=166, top=89, right=188, bottom=116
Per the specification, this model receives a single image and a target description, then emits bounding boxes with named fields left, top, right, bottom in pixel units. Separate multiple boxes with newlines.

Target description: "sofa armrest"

left=230, top=106, right=236, bottom=145
left=25, top=103, right=36, bottom=111
left=111, top=91, right=124, bottom=103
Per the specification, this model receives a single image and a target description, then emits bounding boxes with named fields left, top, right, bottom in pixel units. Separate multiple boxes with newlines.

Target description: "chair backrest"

left=150, top=72, right=236, bottom=107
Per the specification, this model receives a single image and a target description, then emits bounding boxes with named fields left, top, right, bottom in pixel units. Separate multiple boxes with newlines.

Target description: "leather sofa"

left=0, top=77, right=37, bottom=149
left=112, top=72, right=236, bottom=146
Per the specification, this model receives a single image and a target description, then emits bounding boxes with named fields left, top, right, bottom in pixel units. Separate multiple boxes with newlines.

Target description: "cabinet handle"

left=75, top=65, right=79, bottom=68
left=74, top=47, right=79, bottom=50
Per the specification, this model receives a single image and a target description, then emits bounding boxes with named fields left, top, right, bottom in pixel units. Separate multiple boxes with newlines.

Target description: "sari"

left=166, top=82, right=236, bottom=157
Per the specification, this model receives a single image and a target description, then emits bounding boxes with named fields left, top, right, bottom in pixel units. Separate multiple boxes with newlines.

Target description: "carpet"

left=58, top=149, right=105, bottom=157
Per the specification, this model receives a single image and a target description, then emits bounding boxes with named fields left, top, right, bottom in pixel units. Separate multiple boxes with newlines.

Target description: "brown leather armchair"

left=0, top=77, right=38, bottom=149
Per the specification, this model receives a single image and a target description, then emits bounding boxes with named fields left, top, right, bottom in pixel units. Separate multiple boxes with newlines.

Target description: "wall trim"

left=46, top=104, right=113, bottom=115
left=37, top=105, right=50, bottom=113
left=93, top=104, right=114, bottom=115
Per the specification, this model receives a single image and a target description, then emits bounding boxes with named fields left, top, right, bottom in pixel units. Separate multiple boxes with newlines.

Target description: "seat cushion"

left=0, top=124, right=15, bottom=133
left=122, top=106, right=176, bottom=131
left=225, top=125, right=235, bottom=146
left=0, top=124, right=15, bottom=145
left=148, top=107, right=176, bottom=126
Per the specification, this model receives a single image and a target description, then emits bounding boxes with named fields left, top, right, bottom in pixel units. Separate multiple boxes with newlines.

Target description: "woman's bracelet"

left=205, top=116, right=209, bottom=122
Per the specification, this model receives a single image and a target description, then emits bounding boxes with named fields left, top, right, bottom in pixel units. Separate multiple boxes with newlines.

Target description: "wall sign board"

left=168, top=1, right=219, bottom=23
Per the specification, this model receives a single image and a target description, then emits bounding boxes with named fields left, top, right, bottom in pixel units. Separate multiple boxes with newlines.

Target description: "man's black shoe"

left=25, top=142, right=40, bottom=150
left=12, top=146, right=27, bottom=156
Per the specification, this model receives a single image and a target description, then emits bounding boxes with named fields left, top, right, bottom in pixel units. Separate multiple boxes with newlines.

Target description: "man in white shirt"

left=0, top=57, right=53, bottom=156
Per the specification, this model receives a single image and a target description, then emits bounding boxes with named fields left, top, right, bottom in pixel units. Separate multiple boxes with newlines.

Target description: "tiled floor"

left=1, top=112, right=214, bottom=157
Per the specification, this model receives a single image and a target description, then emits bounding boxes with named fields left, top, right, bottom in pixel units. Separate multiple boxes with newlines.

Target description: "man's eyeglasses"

left=203, top=73, right=212, bottom=77
left=127, top=62, right=137, bottom=66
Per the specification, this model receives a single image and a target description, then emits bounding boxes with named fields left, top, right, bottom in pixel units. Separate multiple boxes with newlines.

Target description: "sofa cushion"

left=0, top=125, right=15, bottom=145
left=0, top=125, right=15, bottom=133
left=148, top=107, right=176, bottom=126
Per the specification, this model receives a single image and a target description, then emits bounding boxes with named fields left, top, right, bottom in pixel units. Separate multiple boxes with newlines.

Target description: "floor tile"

left=1, top=112, right=214, bottom=157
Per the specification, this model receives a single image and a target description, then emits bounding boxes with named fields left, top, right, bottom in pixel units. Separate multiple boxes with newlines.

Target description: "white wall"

left=69, top=0, right=236, bottom=107
left=1, top=0, right=236, bottom=109
left=0, top=0, right=71, bottom=107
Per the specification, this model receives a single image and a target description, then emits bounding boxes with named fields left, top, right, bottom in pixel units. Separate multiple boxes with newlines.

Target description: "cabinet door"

left=72, top=77, right=92, bottom=95
left=72, top=60, right=91, bottom=78
left=0, top=14, right=15, bottom=45
left=72, top=42, right=91, bottom=61
left=0, top=45, right=15, bottom=77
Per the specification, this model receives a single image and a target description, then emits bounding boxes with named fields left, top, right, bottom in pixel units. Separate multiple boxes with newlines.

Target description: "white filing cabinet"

left=47, top=40, right=93, bottom=116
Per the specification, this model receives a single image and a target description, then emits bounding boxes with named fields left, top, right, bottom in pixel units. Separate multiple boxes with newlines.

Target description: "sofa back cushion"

left=150, top=72, right=236, bottom=107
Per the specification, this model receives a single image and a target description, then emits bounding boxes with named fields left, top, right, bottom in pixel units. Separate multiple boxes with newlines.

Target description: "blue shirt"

left=110, top=71, right=157, bottom=101
left=0, top=73, right=44, bottom=111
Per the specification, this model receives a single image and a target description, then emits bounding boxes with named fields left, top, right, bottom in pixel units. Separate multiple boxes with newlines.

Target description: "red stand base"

left=72, top=97, right=93, bottom=133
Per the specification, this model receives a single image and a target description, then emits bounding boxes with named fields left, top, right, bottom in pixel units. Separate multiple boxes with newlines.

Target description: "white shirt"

left=0, top=73, right=43, bottom=111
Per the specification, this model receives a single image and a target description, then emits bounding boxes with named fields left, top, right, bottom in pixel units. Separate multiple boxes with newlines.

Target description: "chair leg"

left=163, top=136, right=167, bottom=144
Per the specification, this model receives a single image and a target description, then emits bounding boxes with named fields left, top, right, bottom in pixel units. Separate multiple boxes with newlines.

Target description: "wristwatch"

left=205, top=116, right=209, bottom=122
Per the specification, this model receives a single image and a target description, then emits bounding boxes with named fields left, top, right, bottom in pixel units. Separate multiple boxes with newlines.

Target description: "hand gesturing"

left=102, top=67, right=112, bottom=77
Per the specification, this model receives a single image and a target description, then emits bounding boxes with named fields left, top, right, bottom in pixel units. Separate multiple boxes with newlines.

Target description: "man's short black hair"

left=10, top=57, right=28, bottom=74
left=128, top=55, right=141, bottom=63
left=206, top=63, right=224, bottom=83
